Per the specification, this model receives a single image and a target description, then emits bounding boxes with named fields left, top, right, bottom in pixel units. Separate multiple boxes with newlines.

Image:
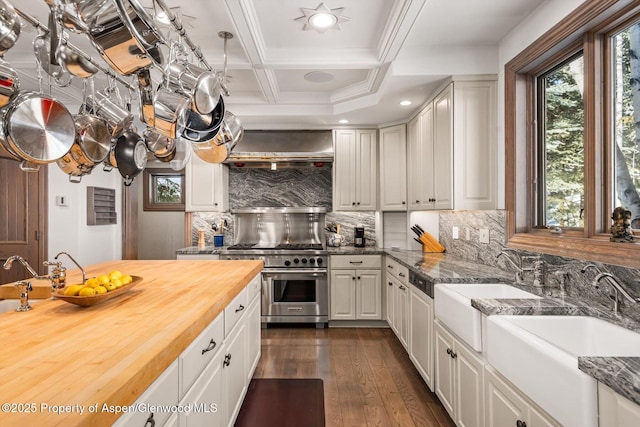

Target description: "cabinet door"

left=223, top=322, right=247, bottom=427
left=333, top=129, right=357, bottom=210
left=330, top=270, right=356, bottom=320
left=407, top=116, right=422, bottom=210
left=385, top=275, right=395, bottom=328
left=356, top=269, right=382, bottom=319
left=394, top=281, right=409, bottom=349
left=435, top=322, right=456, bottom=418
left=179, top=351, right=224, bottom=427
left=433, top=84, right=453, bottom=210
left=485, top=368, right=528, bottom=427
left=246, top=294, right=261, bottom=382
left=598, top=382, right=640, bottom=427
left=379, top=125, right=407, bottom=211
left=355, top=130, right=377, bottom=210
left=455, top=342, right=484, bottom=427
left=453, top=80, right=496, bottom=210
left=418, top=103, right=435, bottom=210
left=409, top=288, right=433, bottom=391
left=185, top=155, right=229, bottom=212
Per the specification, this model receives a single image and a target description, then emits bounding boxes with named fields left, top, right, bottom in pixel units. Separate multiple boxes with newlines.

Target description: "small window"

left=143, top=168, right=185, bottom=211
left=536, top=53, right=585, bottom=229
left=611, top=21, right=640, bottom=230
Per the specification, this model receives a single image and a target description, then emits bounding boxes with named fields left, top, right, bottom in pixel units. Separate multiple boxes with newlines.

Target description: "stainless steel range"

left=221, top=207, right=328, bottom=327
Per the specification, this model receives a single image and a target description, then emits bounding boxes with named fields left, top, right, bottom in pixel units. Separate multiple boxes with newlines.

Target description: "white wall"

left=495, top=0, right=587, bottom=208
left=48, top=166, right=123, bottom=269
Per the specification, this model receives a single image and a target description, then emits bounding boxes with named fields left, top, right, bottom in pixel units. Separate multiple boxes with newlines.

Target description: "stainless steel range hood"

left=223, top=130, right=333, bottom=167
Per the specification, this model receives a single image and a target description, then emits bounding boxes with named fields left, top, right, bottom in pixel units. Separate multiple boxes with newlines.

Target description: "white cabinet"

left=598, top=383, right=640, bottom=427
left=485, top=366, right=560, bottom=427
left=330, top=255, right=382, bottom=320
left=409, top=286, right=434, bottom=391
left=222, top=321, right=247, bottom=426
left=407, top=77, right=497, bottom=211
left=435, top=321, right=484, bottom=427
left=179, top=351, right=224, bottom=427
left=333, top=129, right=377, bottom=211
left=185, top=154, right=229, bottom=212
left=385, top=257, right=409, bottom=348
left=379, top=124, right=407, bottom=211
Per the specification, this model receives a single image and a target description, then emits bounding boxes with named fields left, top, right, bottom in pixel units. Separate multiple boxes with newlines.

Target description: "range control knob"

left=284, top=260, right=291, bottom=266
left=317, top=258, right=323, bottom=265
left=293, top=258, right=300, bottom=264
left=301, top=258, right=308, bottom=264
left=309, top=258, right=315, bottom=264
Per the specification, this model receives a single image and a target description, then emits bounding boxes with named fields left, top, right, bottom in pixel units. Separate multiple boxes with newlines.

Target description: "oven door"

left=261, top=269, right=328, bottom=323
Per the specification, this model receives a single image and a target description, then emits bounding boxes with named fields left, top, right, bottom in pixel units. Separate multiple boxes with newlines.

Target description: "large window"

left=505, top=0, right=640, bottom=268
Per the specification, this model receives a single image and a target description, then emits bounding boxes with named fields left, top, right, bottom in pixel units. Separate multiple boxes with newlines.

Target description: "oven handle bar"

left=262, top=269, right=327, bottom=275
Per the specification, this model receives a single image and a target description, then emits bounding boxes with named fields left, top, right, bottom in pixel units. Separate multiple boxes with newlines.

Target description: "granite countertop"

left=176, top=245, right=640, bottom=403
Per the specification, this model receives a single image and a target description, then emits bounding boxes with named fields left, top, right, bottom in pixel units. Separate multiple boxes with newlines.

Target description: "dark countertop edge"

left=578, top=357, right=640, bottom=406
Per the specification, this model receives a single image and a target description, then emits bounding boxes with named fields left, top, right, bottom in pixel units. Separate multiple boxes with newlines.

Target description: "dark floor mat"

left=235, top=378, right=325, bottom=427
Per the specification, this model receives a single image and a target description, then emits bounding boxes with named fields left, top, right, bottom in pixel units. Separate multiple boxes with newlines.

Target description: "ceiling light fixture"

left=295, top=3, right=351, bottom=33
left=400, top=100, right=412, bottom=106
left=339, top=119, right=349, bottom=124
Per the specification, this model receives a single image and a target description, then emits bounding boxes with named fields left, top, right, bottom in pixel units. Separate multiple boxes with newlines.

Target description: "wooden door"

left=0, top=154, right=47, bottom=284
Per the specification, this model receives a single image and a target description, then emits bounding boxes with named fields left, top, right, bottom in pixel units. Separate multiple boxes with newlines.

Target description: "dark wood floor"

left=253, top=326, right=455, bottom=427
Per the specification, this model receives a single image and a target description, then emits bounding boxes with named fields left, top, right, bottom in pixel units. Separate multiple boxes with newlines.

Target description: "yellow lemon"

left=97, top=275, right=110, bottom=285
left=109, top=270, right=122, bottom=280
left=63, top=284, right=84, bottom=296
left=111, top=278, right=123, bottom=289
left=78, top=287, right=97, bottom=296
left=94, top=286, right=107, bottom=294
left=121, top=275, right=133, bottom=285
left=104, top=282, right=117, bottom=292
left=84, top=278, right=100, bottom=288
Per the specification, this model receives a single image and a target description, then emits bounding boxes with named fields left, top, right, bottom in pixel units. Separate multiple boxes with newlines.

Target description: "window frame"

left=142, top=168, right=185, bottom=212
left=505, top=0, right=640, bottom=268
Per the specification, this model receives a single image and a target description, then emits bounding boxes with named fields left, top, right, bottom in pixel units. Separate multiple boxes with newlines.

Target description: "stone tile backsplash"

left=439, top=210, right=640, bottom=322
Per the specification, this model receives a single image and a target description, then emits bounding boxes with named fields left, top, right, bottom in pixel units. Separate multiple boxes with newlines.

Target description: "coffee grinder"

left=354, top=224, right=365, bottom=247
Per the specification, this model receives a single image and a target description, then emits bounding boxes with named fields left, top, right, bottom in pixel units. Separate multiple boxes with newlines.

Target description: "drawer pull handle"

left=235, top=304, right=245, bottom=313
left=145, top=413, right=155, bottom=427
left=202, top=339, right=217, bottom=355
left=516, top=421, right=527, bottom=427
left=349, top=261, right=363, bottom=264
left=223, top=353, right=232, bottom=367
left=399, top=273, right=406, bottom=277
left=399, top=285, right=406, bottom=290
left=388, top=281, right=393, bottom=286
left=387, top=265, right=393, bottom=268
left=446, top=348, right=451, bottom=355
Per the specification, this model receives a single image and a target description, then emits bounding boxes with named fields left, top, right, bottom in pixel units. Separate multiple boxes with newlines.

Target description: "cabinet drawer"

left=113, top=361, right=179, bottom=427
left=179, top=312, right=224, bottom=397
left=331, top=255, right=381, bottom=269
left=225, top=286, right=249, bottom=337
left=385, top=257, right=408, bottom=283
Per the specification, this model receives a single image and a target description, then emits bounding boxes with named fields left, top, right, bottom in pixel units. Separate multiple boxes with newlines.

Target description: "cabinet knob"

left=388, top=282, right=393, bottom=286
left=352, top=202, right=356, bottom=205
left=357, top=202, right=360, bottom=205
left=516, top=421, right=527, bottom=427
left=214, top=202, right=218, bottom=206
left=446, top=348, right=451, bottom=355
left=451, top=351, right=457, bottom=359
left=357, top=276, right=361, bottom=280
left=352, top=277, right=356, bottom=280
left=223, top=353, right=232, bottom=367
left=416, top=200, right=420, bottom=203
left=402, top=201, right=406, bottom=205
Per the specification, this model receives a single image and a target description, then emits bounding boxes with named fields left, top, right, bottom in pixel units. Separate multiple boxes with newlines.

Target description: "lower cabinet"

left=598, top=383, right=640, bottom=427
left=409, top=286, right=434, bottom=391
left=330, top=255, right=382, bottom=320
left=392, top=275, right=409, bottom=348
left=484, top=366, right=560, bottom=427
left=435, top=321, right=484, bottom=427
left=114, top=274, right=261, bottom=427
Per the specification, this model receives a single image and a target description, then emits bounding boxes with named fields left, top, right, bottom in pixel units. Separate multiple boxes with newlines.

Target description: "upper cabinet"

left=333, top=129, right=377, bottom=211
left=379, top=124, right=407, bottom=211
left=185, top=154, right=229, bottom=212
left=407, top=77, right=497, bottom=211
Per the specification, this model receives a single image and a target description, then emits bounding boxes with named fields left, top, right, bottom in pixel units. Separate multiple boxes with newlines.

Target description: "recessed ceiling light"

left=304, top=71, right=335, bottom=83
left=400, top=100, right=412, bottom=106
left=295, top=3, right=351, bottom=33
left=339, top=119, right=349, bottom=124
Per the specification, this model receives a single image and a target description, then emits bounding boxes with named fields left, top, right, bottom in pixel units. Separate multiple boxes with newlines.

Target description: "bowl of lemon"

left=54, top=271, right=142, bottom=306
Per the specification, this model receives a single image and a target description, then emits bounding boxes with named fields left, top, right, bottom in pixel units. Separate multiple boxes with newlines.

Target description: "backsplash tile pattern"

left=439, top=210, right=640, bottom=322
left=191, top=212, right=234, bottom=246
left=229, top=167, right=332, bottom=209
left=326, top=211, right=377, bottom=247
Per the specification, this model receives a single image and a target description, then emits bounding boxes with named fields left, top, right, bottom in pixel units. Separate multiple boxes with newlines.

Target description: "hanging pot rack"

left=14, top=7, right=137, bottom=92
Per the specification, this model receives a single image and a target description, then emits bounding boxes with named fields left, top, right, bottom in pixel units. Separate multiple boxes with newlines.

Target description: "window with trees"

left=143, top=168, right=185, bottom=211
left=505, top=0, right=640, bottom=268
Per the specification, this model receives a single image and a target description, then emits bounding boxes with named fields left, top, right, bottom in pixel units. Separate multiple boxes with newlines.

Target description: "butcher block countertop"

left=0, top=259, right=263, bottom=427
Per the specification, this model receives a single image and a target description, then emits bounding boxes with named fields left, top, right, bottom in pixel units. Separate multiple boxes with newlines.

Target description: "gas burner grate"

left=275, top=243, right=324, bottom=250
left=226, top=243, right=257, bottom=250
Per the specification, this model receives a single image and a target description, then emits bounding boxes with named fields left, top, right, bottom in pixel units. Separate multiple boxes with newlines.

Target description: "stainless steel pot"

left=180, top=96, right=225, bottom=143
left=79, top=0, right=162, bottom=75
left=56, top=42, right=98, bottom=78
left=143, top=127, right=176, bottom=159
left=62, top=114, right=111, bottom=168
left=151, top=88, right=191, bottom=139
left=211, top=110, right=243, bottom=148
left=192, top=139, right=229, bottom=164
left=114, top=129, right=147, bottom=185
left=3, top=91, right=75, bottom=164
left=167, top=61, right=222, bottom=115
left=56, top=148, right=91, bottom=182
left=83, top=91, right=134, bottom=137
left=0, top=59, right=19, bottom=108
left=113, top=0, right=164, bottom=53
left=0, top=0, right=21, bottom=56
left=33, top=33, right=72, bottom=86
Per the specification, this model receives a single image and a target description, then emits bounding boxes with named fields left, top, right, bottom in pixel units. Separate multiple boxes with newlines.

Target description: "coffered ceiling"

left=7, top=0, right=546, bottom=129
